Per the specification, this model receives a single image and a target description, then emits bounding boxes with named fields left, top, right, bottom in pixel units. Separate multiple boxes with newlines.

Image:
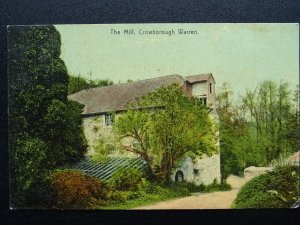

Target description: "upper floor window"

left=209, top=83, right=212, bottom=94
left=105, top=113, right=114, bottom=126
left=199, top=96, right=207, bottom=106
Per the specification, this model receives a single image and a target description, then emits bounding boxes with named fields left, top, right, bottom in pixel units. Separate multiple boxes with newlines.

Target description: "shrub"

left=109, top=190, right=140, bottom=203
left=138, top=181, right=191, bottom=199
left=50, top=170, right=110, bottom=209
left=218, top=182, right=232, bottom=191
left=232, top=166, right=299, bottom=208
left=110, top=167, right=144, bottom=191
left=203, top=179, right=231, bottom=192
left=165, top=182, right=191, bottom=197
left=170, top=179, right=231, bottom=194
left=136, top=178, right=174, bottom=197
left=10, top=136, right=50, bottom=207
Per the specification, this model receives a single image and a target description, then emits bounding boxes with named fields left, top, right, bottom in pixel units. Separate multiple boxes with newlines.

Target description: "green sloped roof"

left=70, top=156, right=147, bottom=181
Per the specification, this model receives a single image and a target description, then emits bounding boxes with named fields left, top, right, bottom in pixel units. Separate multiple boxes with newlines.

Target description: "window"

left=105, top=113, right=114, bottom=126
left=194, top=169, right=199, bottom=176
left=209, top=83, right=212, bottom=94
left=199, top=97, right=207, bottom=106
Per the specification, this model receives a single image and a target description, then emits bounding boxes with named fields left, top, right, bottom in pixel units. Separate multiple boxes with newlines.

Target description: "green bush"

left=203, top=179, right=232, bottom=192
left=50, top=170, right=110, bottom=209
left=218, top=182, right=232, bottom=191
left=10, top=136, right=50, bottom=207
left=138, top=181, right=191, bottom=199
left=137, top=178, right=194, bottom=197
left=110, top=167, right=144, bottom=191
left=165, top=183, right=191, bottom=197
left=108, top=190, right=140, bottom=203
left=167, top=179, right=231, bottom=194
left=232, top=166, right=299, bottom=208
left=136, top=178, right=163, bottom=194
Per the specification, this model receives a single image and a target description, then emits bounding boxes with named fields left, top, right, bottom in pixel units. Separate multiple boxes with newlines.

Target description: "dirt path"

left=135, top=175, right=246, bottom=209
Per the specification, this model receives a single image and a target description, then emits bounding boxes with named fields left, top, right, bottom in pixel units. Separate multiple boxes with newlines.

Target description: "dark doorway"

left=175, top=170, right=184, bottom=182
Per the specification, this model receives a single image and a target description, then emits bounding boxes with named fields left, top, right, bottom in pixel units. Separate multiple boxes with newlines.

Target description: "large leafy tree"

left=217, top=81, right=298, bottom=180
left=286, top=86, right=300, bottom=152
left=114, top=84, right=218, bottom=183
left=8, top=26, right=87, bottom=206
left=242, top=81, right=293, bottom=162
left=216, top=83, right=247, bottom=181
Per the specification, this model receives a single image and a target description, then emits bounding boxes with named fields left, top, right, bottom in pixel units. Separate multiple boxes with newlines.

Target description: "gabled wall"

left=191, top=76, right=216, bottom=109
left=192, top=82, right=207, bottom=96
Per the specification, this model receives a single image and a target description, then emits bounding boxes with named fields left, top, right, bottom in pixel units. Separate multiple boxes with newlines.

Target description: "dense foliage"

left=103, top=177, right=230, bottom=209
left=50, top=170, right=109, bottom=209
left=232, top=166, right=299, bottom=208
left=10, top=136, right=50, bottom=206
left=47, top=167, right=231, bottom=209
left=109, top=167, right=144, bottom=191
left=217, top=82, right=299, bottom=181
left=114, top=84, right=218, bottom=183
left=8, top=26, right=87, bottom=207
left=68, top=74, right=113, bottom=94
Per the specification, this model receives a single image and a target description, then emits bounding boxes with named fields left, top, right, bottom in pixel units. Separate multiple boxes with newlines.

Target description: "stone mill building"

left=69, top=73, right=221, bottom=185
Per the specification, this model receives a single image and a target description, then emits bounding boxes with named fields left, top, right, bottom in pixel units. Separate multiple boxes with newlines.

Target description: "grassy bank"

left=99, top=180, right=231, bottom=209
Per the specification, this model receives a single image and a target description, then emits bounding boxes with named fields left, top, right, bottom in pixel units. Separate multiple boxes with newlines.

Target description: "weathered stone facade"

left=82, top=114, right=135, bottom=157
left=82, top=115, right=111, bottom=155
left=171, top=154, right=221, bottom=185
left=194, top=154, right=221, bottom=185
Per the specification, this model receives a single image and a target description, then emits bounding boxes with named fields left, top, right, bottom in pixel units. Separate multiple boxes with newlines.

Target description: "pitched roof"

left=185, top=73, right=214, bottom=83
left=68, top=74, right=211, bottom=115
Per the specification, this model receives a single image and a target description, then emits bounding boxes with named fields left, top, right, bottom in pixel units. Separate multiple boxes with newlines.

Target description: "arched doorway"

left=175, top=170, right=184, bottom=182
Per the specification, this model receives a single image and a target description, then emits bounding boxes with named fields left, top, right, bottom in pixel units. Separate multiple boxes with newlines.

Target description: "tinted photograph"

left=8, top=24, right=299, bottom=209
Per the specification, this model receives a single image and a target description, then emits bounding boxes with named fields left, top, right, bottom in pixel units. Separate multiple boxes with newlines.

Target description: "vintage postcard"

left=8, top=23, right=299, bottom=209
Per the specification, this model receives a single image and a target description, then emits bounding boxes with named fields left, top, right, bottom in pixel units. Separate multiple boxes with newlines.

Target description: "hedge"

left=232, top=166, right=299, bottom=208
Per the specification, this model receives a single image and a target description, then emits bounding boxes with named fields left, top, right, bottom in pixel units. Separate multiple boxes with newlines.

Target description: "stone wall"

left=207, top=75, right=216, bottom=108
left=191, top=76, right=215, bottom=109
left=171, top=154, right=221, bottom=186
left=192, top=82, right=207, bottom=97
left=193, top=154, right=221, bottom=185
left=82, top=113, right=134, bottom=157
left=83, top=115, right=107, bottom=155
left=244, top=166, right=273, bottom=182
left=171, top=157, right=194, bottom=183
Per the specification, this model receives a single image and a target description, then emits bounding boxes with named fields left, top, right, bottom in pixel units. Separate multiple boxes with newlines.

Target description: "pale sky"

left=55, top=24, right=299, bottom=98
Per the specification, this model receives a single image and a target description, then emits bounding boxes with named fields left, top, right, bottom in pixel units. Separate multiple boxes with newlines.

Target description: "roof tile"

left=68, top=74, right=211, bottom=115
